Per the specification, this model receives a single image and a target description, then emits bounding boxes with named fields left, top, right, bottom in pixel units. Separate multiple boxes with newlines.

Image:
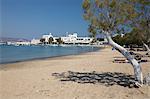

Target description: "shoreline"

left=0, top=46, right=102, bottom=65
left=0, top=47, right=149, bottom=99
left=0, top=48, right=103, bottom=70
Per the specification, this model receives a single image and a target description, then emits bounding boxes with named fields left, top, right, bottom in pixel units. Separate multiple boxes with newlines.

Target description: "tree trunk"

left=104, top=31, right=143, bottom=87
left=143, top=43, right=150, bottom=55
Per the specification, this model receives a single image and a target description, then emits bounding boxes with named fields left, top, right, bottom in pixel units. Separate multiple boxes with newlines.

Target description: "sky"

left=1, top=0, right=90, bottom=39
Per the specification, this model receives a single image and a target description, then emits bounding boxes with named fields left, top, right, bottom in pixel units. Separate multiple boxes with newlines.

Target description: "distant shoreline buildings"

left=0, top=32, right=107, bottom=46
left=34, top=33, right=94, bottom=45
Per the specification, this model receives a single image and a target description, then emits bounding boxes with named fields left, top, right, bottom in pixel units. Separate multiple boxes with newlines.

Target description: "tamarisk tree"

left=82, top=0, right=149, bottom=87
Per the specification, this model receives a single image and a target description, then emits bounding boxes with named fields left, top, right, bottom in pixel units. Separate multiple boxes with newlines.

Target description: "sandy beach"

left=0, top=47, right=150, bottom=99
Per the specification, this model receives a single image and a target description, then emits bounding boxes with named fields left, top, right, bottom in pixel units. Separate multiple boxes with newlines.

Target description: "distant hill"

left=0, top=37, right=30, bottom=42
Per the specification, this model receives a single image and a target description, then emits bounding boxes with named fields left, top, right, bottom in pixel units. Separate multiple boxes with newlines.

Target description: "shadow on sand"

left=52, top=71, right=139, bottom=88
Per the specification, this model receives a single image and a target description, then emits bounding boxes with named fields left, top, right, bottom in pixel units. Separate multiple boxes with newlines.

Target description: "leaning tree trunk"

left=104, top=31, right=143, bottom=87
left=143, top=43, right=150, bottom=55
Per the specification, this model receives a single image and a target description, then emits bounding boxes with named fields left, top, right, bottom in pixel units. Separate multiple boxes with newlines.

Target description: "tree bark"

left=143, top=43, right=150, bottom=55
left=104, top=31, right=143, bottom=87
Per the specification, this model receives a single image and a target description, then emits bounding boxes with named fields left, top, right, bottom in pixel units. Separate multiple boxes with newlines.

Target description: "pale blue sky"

left=1, top=0, right=89, bottom=39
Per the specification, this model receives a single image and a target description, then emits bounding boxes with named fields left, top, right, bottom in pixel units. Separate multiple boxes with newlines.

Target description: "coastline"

left=0, top=47, right=150, bottom=99
left=0, top=48, right=102, bottom=70
left=0, top=46, right=102, bottom=65
left=0, top=45, right=101, bottom=64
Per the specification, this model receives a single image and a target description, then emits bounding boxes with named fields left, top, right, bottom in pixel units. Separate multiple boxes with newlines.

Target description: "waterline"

left=0, top=45, right=100, bottom=64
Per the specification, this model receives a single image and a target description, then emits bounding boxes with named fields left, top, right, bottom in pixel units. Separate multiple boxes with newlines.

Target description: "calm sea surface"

left=0, top=45, right=100, bottom=64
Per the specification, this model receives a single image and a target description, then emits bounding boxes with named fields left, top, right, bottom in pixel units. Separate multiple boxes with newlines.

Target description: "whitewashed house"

left=31, top=39, right=41, bottom=45
left=16, top=41, right=31, bottom=45
left=42, top=33, right=53, bottom=43
left=76, top=37, right=93, bottom=44
left=39, top=32, right=93, bottom=44
left=61, top=33, right=93, bottom=44
left=61, top=33, right=77, bottom=44
left=41, top=33, right=58, bottom=43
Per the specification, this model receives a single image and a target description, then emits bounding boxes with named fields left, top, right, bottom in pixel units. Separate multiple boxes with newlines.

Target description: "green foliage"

left=88, top=25, right=97, bottom=38
left=40, top=38, right=45, bottom=43
left=82, top=0, right=150, bottom=44
left=83, top=0, right=138, bottom=32
left=48, top=37, right=54, bottom=44
left=56, top=38, right=63, bottom=44
left=91, top=38, right=97, bottom=43
left=138, top=19, right=150, bottom=43
left=112, top=28, right=148, bottom=46
left=82, top=0, right=150, bottom=35
left=82, top=0, right=90, bottom=10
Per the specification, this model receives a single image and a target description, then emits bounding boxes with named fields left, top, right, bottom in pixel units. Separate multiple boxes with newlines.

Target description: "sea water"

left=0, top=45, right=100, bottom=64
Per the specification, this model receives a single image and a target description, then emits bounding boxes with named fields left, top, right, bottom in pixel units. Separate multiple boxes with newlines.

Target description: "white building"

left=61, top=33, right=93, bottom=44
left=42, top=33, right=53, bottom=42
left=16, top=41, right=31, bottom=45
left=38, top=32, right=93, bottom=44
left=77, top=37, right=93, bottom=44
left=61, top=33, right=77, bottom=44
left=7, top=41, right=30, bottom=46
left=7, top=41, right=16, bottom=45
left=31, top=39, right=41, bottom=45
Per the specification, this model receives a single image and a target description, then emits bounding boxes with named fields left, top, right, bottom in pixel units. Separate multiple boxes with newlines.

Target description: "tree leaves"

left=82, top=0, right=90, bottom=10
left=82, top=0, right=150, bottom=44
left=110, top=0, right=116, bottom=8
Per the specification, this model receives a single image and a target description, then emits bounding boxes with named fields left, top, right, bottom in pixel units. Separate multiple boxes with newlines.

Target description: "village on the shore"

left=0, top=32, right=108, bottom=46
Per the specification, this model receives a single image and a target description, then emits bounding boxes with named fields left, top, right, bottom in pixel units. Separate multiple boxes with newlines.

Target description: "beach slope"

left=0, top=48, right=150, bottom=99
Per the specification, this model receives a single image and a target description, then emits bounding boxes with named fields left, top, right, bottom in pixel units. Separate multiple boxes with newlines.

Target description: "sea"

left=0, top=45, right=100, bottom=64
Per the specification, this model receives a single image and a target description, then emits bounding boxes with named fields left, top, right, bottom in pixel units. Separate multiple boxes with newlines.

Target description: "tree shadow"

left=52, top=71, right=139, bottom=88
